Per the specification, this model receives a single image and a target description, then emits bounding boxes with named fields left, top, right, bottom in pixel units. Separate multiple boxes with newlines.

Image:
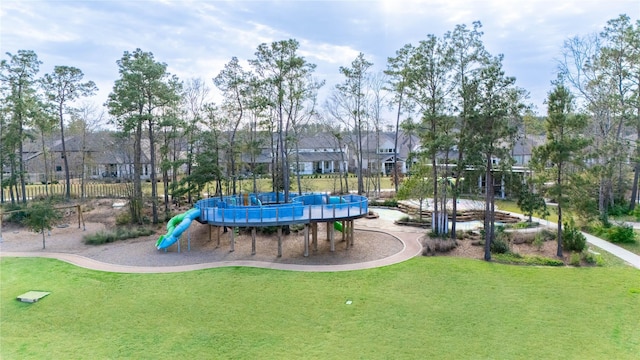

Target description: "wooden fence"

left=1, top=183, right=130, bottom=203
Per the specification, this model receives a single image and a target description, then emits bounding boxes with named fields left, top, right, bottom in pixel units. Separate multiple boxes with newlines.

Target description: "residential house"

left=240, top=132, right=349, bottom=176
left=350, top=131, right=420, bottom=176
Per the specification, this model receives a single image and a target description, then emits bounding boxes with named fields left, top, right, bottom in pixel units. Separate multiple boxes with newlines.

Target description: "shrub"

left=569, top=252, right=581, bottom=266
left=491, top=226, right=511, bottom=254
left=492, top=253, right=565, bottom=266
left=583, top=249, right=604, bottom=267
left=423, top=237, right=458, bottom=256
left=369, top=198, right=399, bottom=207
left=258, top=226, right=279, bottom=235
left=507, top=221, right=539, bottom=229
left=563, top=220, right=586, bottom=252
left=607, top=202, right=629, bottom=217
left=588, top=222, right=609, bottom=238
left=491, top=237, right=510, bottom=254
left=84, top=227, right=155, bottom=245
left=533, top=232, right=545, bottom=251
left=2, top=203, right=28, bottom=224
left=115, top=211, right=131, bottom=225
left=541, top=228, right=556, bottom=241
left=607, top=225, right=636, bottom=244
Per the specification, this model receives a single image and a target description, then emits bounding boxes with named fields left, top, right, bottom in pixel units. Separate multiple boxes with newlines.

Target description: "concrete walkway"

left=0, top=213, right=424, bottom=274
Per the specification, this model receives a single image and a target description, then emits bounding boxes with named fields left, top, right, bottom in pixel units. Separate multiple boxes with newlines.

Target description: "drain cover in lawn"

left=17, top=291, right=50, bottom=303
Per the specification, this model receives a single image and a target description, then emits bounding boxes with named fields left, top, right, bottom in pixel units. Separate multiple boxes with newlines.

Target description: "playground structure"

left=156, top=192, right=369, bottom=257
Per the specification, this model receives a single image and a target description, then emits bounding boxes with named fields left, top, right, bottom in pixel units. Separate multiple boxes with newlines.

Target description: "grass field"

left=495, top=199, right=559, bottom=224
left=1, top=257, right=639, bottom=359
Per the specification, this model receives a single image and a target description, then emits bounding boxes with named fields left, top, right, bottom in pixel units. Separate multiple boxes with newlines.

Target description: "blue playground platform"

left=156, top=192, right=368, bottom=250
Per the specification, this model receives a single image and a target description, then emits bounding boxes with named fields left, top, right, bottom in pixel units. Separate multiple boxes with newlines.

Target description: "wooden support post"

left=345, top=221, right=350, bottom=249
left=209, top=225, right=212, bottom=243
left=230, top=227, right=235, bottom=252
left=341, top=221, right=346, bottom=241
left=329, top=222, right=335, bottom=252
left=304, top=224, right=309, bottom=257
left=188, top=226, right=191, bottom=252
left=312, top=222, right=318, bottom=252
left=326, top=221, right=331, bottom=240
left=350, top=220, right=355, bottom=247
left=251, top=227, right=256, bottom=255
left=80, top=205, right=86, bottom=231
left=217, top=226, right=221, bottom=248
left=277, top=226, right=282, bottom=257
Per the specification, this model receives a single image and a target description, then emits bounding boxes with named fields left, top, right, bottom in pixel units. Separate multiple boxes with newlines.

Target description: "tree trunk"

left=59, top=105, right=71, bottom=201
left=483, top=158, right=492, bottom=261
left=357, top=117, right=364, bottom=195
left=18, top=120, right=27, bottom=204
left=80, top=125, right=88, bottom=199
left=392, top=92, right=403, bottom=193
left=631, top=162, right=639, bottom=211
left=432, top=156, right=439, bottom=234
left=133, top=121, right=143, bottom=224
left=556, top=164, right=563, bottom=258
left=295, top=140, right=303, bottom=196
left=148, top=118, right=158, bottom=224
left=40, top=132, right=50, bottom=196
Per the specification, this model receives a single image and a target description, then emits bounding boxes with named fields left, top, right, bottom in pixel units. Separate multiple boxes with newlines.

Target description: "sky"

left=1, top=0, right=639, bottom=123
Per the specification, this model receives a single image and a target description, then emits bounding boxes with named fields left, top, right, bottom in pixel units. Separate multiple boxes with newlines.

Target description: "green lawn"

left=1, top=257, right=639, bottom=359
left=495, top=199, right=559, bottom=224
left=234, top=175, right=393, bottom=194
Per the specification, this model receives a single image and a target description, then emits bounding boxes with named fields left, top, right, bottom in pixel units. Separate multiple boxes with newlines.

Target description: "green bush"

left=563, top=220, right=586, bottom=252
left=258, top=226, right=279, bottom=235
left=589, top=223, right=636, bottom=244
left=370, top=198, right=398, bottom=207
left=569, top=252, right=581, bottom=266
left=84, top=227, right=155, bottom=245
left=607, top=225, right=636, bottom=244
left=533, top=232, right=545, bottom=251
left=491, top=237, right=510, bottom=254
left=588, top=222, right=608, bottom=238
left=2, top=203, right=28, bottom=224
left=541, top=228, right=557, bottom=241
left=507, top=221, right=539, bottom=229
left=607, top=202, right=629, bottom=217
left=493, top=253, right=565, bottom=266
left=115, top=211, right=132, bottom=225
left=583, top=250, right=604, bottom=267
left=491, top=226, right=510, bottom=254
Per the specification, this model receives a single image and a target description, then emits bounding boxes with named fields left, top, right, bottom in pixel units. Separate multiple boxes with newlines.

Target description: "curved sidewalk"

left=0, top=225, right=424, bottom=274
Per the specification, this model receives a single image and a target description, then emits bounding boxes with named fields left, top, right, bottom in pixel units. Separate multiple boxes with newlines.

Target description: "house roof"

left=296, top=133, right=344, bottom=149
left=295, top=152, right=344, bottom=162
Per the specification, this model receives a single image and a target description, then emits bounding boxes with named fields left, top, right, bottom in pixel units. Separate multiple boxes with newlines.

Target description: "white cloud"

left=299, top=41, right=361, bottom=65
left=1, top=0, right=638, bottom=116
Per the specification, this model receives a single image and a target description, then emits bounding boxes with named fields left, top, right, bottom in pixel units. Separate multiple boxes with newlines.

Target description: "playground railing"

left=196, top=193, right=368, bottom=226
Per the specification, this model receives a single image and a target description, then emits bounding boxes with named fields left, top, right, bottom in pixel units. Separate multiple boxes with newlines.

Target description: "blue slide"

left=156, top=208, right=200, bottom=250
